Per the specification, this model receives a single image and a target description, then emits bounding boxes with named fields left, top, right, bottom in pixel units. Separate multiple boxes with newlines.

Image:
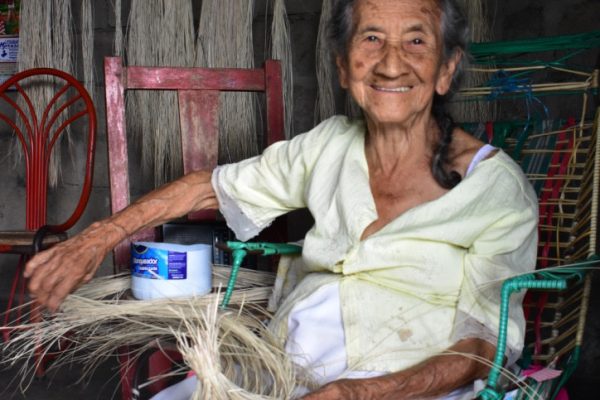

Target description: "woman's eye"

left=404, top=37, right=428, bottom=53
left=355, top=34, right=383, bottom=50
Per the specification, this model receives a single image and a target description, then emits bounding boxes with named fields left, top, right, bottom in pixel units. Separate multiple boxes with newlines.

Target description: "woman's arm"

left=24, top=170, right=218, bottom=312
left=301, top=338, right=495, bottom=400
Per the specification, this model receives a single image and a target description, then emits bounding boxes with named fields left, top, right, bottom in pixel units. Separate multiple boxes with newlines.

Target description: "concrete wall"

left=0, top=0, right=598, bottom=395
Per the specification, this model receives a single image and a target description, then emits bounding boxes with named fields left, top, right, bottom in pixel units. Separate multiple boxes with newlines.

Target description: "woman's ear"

left=435, top=49, right=462, bottom=96
left=336, top=55, right=349, bottom=89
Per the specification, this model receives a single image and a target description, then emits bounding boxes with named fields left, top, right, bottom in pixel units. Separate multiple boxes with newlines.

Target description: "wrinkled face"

left=337, top=0, right=459, bottom=127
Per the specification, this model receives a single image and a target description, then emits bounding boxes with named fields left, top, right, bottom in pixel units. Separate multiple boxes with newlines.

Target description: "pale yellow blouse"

left=212, top=116, right=538, bottom=372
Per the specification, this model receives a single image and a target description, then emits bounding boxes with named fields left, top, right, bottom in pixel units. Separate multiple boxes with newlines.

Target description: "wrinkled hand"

left=23, top=222, right=113, bottom=312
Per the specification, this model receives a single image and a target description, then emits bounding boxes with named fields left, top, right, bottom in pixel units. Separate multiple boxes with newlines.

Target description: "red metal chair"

left=0, top=68, right=97, bottom=360
left=103, top=56, right=284, bottom=399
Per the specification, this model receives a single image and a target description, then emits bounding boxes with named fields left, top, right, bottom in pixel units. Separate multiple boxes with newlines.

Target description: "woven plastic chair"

left=477, top=107, right=599, bottom=400
left=452, top=32, right=600, bottom=399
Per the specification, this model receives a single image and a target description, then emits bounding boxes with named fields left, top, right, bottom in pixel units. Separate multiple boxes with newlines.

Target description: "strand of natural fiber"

left=14, top=0, right=74, bottom=187
left=81, top=0, right=95, bottom=104
left=113, top=0, right=123, bottom=56
left=314, top=0, right=336, bottom=125
left=195, top=0, right=259, bottom=164
left=271, top=0, right=294, bottom=139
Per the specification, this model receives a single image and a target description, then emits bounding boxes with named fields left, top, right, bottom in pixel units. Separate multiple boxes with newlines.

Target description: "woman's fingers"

left=24, top=236, right=105, bottom=312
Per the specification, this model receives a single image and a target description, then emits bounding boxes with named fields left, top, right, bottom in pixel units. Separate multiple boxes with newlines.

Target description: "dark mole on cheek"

left=354, top=61, right=364, bottom=69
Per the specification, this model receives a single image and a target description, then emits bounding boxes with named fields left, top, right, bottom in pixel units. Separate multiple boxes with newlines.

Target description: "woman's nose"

left=374, top=44, right=407, bottom=78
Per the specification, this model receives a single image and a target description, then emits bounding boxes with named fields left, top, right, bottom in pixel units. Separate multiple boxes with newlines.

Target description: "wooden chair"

left=103, top=56, right=284, bottom=400
left=104, top=56, right=284, bottom=270
left=0, top=68, right=97, bottom=349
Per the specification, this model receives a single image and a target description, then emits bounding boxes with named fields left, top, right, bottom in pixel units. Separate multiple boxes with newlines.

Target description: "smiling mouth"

left=372, top=85, right=412, bottom=93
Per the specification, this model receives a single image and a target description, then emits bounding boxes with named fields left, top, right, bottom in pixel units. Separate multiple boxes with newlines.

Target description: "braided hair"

left=330, top=0, right=470, bottom=189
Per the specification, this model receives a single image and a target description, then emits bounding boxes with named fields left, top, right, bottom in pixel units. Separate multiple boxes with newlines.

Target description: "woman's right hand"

left=23, top=221, right=115, bottom=312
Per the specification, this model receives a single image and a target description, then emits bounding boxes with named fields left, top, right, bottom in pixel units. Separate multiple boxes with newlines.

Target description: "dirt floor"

left=0, top=358, right=122, bottom=400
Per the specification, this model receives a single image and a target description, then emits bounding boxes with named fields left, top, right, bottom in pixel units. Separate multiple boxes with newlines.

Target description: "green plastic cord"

left=219, top=241, right=302, bottom=308
left=469, top=31, right=600, bottom=61
left=478, top=275, right=568, bottom=399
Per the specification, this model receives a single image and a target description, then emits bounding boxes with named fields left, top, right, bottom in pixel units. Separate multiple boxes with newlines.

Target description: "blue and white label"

left=131, top=244, right=187, bottom=280
left=0, top=37, right=19, bottom=62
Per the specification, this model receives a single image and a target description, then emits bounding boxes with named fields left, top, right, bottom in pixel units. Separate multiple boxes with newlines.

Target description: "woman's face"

left=337, top=0, right=459, bottom=127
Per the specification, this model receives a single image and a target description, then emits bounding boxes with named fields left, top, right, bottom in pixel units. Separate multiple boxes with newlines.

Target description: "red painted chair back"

left=0, top=68, right=97, bottom=236
left=103, top=56, right=284, bottom=269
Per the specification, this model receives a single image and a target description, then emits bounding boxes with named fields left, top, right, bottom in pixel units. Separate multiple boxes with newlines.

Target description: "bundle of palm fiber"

left=195, top=0, right=259, bottom=165
left=451, top=0, right=496, bottom=123
left=314, top=0, right=336, bottom=125
left=15, top=0, right=75, bottom=187
left=271, top=0, right=294, bottom=139
left=1, top=267, right=309, bottom=399
left=124, top=0, right=195, bottom=187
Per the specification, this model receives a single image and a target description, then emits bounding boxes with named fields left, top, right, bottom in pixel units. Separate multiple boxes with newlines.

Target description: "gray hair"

left=329, top=0, right=470, bottom=96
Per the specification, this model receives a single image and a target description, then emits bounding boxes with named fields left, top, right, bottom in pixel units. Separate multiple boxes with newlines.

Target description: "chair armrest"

left=477, top=258, right=598, bottom=399
left=217, top=241, right=302, bottom=308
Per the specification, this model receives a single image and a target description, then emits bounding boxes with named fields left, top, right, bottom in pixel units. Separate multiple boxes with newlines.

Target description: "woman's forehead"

left=353, top=0, right=442, bottom=27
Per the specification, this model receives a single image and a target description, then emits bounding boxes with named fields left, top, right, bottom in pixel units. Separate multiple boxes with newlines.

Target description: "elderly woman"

left=25, top=0, right=537, bottom=398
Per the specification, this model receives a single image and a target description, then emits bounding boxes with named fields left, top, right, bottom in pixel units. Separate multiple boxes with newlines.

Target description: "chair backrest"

left=459, top=37, right=599, bottom=396
left=104, top=56, right=284, bottom=269
left=492, top=114, right=599, bottom=373
left=0, top=68, right=97, bottom=232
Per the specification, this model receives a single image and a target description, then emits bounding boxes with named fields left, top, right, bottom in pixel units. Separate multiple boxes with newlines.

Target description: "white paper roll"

left=130, top=242, right=212, bottom=300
